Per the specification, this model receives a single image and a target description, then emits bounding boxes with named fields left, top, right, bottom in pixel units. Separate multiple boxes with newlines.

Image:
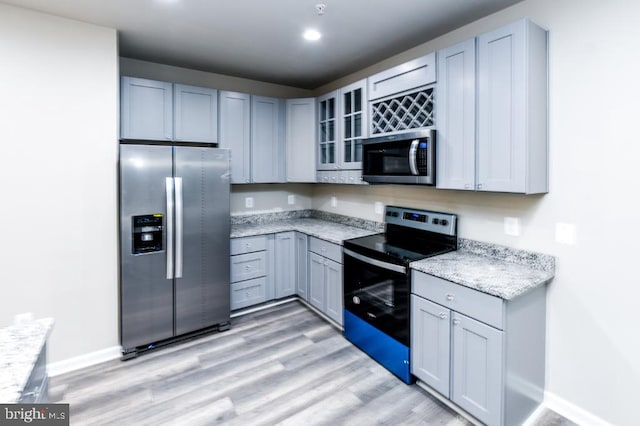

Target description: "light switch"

left=374, top=202, right=384, bottom=215
left=330, top=196, right=337, bottom=208
left=504, top=217, right=520, bottom=236
left=287, top=195, right=295, bottom=205
left=245, top=197, right=254, bottom=208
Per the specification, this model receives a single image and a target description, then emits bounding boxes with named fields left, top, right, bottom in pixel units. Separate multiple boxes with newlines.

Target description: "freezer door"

left=174, top=147, right=231, bottom=334
left=120, top=144, right=174, bottom=350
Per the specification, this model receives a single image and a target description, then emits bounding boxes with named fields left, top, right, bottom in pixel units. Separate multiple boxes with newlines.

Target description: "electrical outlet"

left=330, top=196, right=337, bottom=208
left=287, top=195, right=295, bottom=205
left=504, top=217, right=520, bottom=236
left=555, top=222, right=577, bottom=245
left=374, top=202, right=384, bottom=215
left=245, top=197, right=254, bottom=208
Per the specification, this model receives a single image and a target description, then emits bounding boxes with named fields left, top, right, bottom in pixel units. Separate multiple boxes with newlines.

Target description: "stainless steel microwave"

left=362, top=129, right=436, bottom=185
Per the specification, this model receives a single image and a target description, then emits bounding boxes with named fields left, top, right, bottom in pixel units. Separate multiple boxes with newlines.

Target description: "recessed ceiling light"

left=303, top=29, right=322, bottom=41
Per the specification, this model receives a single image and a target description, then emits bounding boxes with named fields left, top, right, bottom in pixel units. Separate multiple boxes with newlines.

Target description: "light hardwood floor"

left=50, top=301, right=574, bottom=425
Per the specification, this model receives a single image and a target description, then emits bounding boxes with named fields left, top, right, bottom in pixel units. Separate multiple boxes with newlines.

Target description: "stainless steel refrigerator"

left=119, top=143, right=231, bottom=357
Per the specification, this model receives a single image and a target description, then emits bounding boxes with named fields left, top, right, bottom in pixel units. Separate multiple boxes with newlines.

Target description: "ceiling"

left=2, top=0, right=523, bottom=89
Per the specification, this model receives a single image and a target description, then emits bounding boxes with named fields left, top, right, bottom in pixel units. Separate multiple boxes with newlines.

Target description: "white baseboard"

left=544, top=390, right=613, bottom=426
left=47, top=345, right=122, bottom=378
left=521, top=403, right=546, bottom=426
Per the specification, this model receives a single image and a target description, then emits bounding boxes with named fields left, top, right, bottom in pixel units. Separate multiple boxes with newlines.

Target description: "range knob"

left=440, top=219, right=448, bottom=226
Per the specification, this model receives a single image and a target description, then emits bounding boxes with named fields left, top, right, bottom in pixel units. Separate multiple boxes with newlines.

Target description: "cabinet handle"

left=452, top=319, right=461, bottom=326
left=446, top=293, right=455, bottom=301
left=439, top=313, right=447, bottom=320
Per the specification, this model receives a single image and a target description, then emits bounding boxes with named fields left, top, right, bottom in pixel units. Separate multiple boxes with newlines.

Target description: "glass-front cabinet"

left=316, top=79, right=368, bottom=182
left=317, top=92, right=337, bottom=171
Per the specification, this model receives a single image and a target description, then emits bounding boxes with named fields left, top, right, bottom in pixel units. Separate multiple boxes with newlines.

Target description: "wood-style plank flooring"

left=50, top=301, right=574, bottom=425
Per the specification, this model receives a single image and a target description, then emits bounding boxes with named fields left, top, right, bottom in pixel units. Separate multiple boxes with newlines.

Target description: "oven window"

left=343, top=252, right=410, bottom=345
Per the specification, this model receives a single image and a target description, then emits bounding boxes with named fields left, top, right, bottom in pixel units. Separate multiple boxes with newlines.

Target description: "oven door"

left=343, top=248, right=410, bottom=346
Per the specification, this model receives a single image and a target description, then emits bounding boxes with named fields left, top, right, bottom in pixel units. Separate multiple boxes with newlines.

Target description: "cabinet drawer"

left=231, top=277, right=267, bottom=310
left=231, top=235, right=267, bottom=255
left=309, top=237, right=342, bottom=263
left=231, top=251, right=267, bottom=282
left=412, top=271, right=503, bottom=330
left=367, top=53, right=436, bottom=100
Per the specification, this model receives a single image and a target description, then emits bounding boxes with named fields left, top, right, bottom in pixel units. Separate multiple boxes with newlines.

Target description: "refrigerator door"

left=120, top=144, right=175, bottom=350
left=174, top=147, right=231, bottom=335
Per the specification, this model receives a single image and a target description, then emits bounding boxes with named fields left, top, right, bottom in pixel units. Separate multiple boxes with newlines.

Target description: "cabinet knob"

left=439, top=313, right=447, bottom=320
left=452, top=319, right=461, bottom=326
left=477, top=183, right=484, bottom=190
left=446, top=293, right=455, bottom=301
left=464, top=184, right=471, bottom=189
left=245, top=265, right=251, bottom=270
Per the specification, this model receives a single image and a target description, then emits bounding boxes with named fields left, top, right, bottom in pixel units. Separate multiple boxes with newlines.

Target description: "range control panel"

left=132, top=214, right=164, bottom=254
left=385, top=206, right=457, bottom=236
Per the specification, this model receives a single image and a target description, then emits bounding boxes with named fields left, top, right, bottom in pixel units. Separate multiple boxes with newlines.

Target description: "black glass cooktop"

left=343, top=232, right=455, bottom=266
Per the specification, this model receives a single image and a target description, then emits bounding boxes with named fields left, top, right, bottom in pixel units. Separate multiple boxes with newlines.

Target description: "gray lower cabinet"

left=295, top=233, right=309, bottom=300
left=308, top=237, right=343, bottom=326
left=19, top=343, right=48, bottom=403
left=411, top=270, right=546, bottom=426
left=274, top=232, right=296, bottom=298
left=230, top=235, right=269, bottom=310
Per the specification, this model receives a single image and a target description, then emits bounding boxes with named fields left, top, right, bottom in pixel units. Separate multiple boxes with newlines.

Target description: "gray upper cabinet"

left=286, top=98, right=316, bottom=182
left=174, top=84, right=218, bottom=143
left=219, top=92, right=285, bottom=184
left=121, top=77, right=173, bottom=141
left=274, top=232, right=296, bottom=298
left=339, top=79, right=367, bottom=171
left=436, top=18, right=548, bottom=194
left=121, top=77, right=218, bottom=143
left=317, top=91, right=339, bottom=171
left=477, top=19, right=548, bottom=194
left=219, top=91, right=251, bottom=184
left=252, top=96, right=285, bottom=183
left=436, top=38, right=476, bottom=191
left=367, top=53, right=436, bottom=101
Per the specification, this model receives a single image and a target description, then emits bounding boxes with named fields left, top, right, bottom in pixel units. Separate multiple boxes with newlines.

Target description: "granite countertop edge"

left=411, top=240, right=555, bottom=300
left=0, top=318, right=54, bottom=403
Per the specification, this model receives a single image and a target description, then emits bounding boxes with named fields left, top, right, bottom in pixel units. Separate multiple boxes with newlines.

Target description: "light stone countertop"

left=411, top=240, right=555, bottom=300
left=0, top=318, right=54, bottom=403
left=231, top=218, right=380, bottom=245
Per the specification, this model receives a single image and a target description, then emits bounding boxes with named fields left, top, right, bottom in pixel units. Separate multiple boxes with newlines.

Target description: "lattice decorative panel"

left=371, top=88, right=434, bottom=134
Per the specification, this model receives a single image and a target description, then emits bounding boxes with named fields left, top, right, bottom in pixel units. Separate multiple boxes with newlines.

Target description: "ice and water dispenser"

left=132, top=214, right=164, bottom=254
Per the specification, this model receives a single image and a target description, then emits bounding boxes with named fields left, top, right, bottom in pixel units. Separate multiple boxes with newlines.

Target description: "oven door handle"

left=343, top=248, right=407, bottom=274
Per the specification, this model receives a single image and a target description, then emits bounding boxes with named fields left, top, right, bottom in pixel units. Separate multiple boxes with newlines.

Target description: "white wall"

left=0, top=5, right=119, bottom=362
left=231, top=184, right=313, bottom=216
left=312, top=0, right=640, bottom=424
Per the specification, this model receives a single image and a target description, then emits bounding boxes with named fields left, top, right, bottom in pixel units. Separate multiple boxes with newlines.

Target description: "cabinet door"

left=317, top=91, right=339, bottom=171
left=121, top=77, right=172, bottom=140
left=295, top=233, right=309, bottom=300
left=339, top=79, right=367, bottom=170
left=452, top=312, right=503, bottom=426
left=174, top=84, right=218, bottom=143
left=308, top=252, right=325, bottom=311
left=411, top=295, right=451, bottom=397
left=436, top=39, right=476, bottom=191
left=477, top=20, right=527, bottom=193
left=274, top=232, right=296, bottom=298
left=325, top=258, right=343, bottom=326
left=286, top=98, right=316, bottom=182
left=219, top=91, right=251, bottom=183
left=252, top=96, right=285, bottom=183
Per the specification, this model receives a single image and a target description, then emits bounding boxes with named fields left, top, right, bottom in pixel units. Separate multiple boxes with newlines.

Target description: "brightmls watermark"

left=0, top=404, right=69, bottom=425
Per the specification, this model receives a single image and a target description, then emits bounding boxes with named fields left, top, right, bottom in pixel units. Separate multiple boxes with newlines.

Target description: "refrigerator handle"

left=165, top=177, right=174, bottom=280
left=174, top=177, right=183, bottom=279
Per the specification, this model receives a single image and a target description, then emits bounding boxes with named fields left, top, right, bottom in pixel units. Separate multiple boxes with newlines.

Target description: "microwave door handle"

left=409, top=139, right=419, bottom=175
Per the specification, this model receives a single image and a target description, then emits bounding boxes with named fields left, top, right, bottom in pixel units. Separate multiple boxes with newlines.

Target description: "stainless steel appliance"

left=119, top=142, right=231, bottom=358
left=343, top=206, right=457, bottom=383
left=362, top=129, right=436, bottom=185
